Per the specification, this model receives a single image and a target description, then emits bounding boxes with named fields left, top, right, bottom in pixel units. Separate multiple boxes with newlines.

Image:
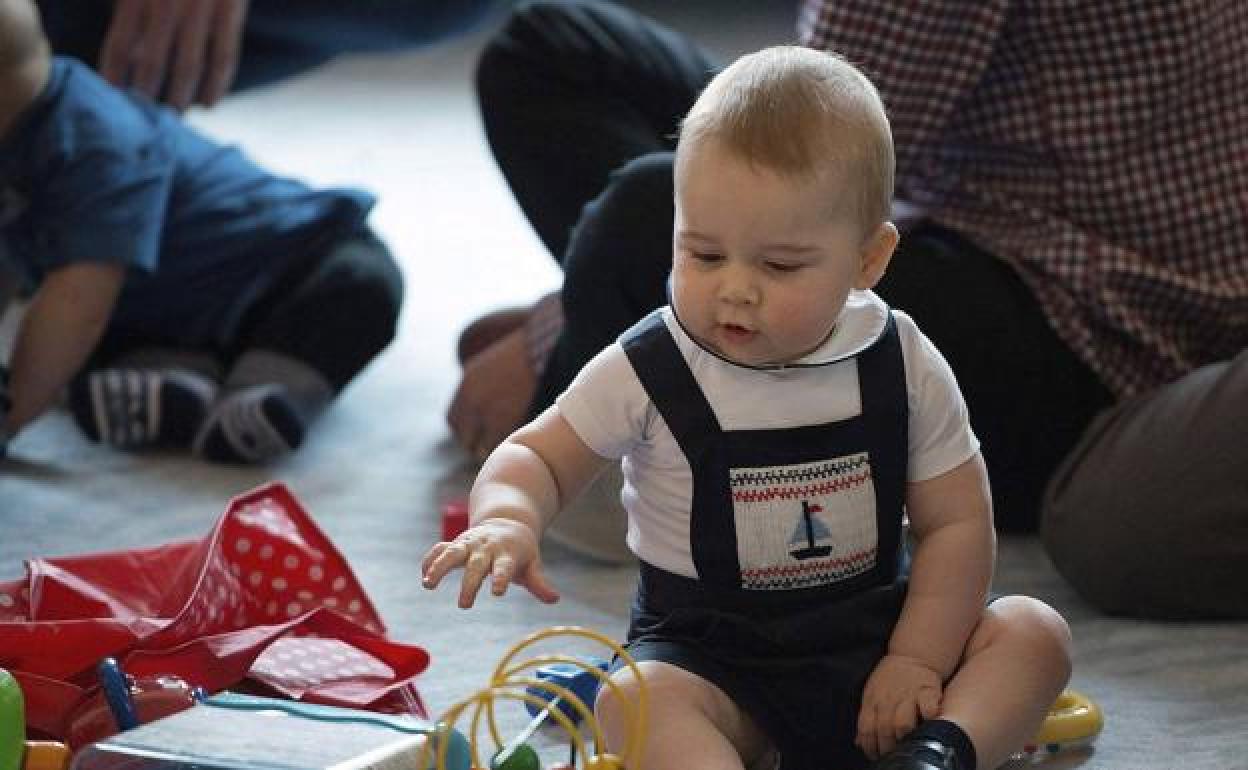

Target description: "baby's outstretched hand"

left=421, top=518, right=559, bottom=609
left=856, top=653, right=943, bottom=759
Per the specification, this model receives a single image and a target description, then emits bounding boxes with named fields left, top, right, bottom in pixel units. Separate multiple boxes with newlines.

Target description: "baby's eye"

left=764, top=261, right=802, bottom=273
left=691, top=251, right=724, bottom=263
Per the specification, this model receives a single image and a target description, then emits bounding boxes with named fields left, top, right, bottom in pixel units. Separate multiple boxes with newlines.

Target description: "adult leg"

left=531, top=152, right=676, bottom=414
left=874, top=226, right=1115, bottom=532
left=35, top=0, right=500, bottom=92
left=228, top=228, right=403, bottom=394
left=1040, top=348, right=1248, bottom=619
left=477, top=0, right=714, bottom=261
left=194, top=227, right=403, bottom=463
left=454, top=0, right=710, bottom=454
left=236, top=0, right=502, bottom=90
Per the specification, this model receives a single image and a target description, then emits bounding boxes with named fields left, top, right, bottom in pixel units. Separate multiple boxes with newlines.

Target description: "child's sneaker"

left=192, top=384, right=306, bottom=464
left=69, top=368, right=217, bottom=449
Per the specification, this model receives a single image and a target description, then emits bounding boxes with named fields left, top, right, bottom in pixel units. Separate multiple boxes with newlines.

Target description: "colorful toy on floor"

left=425, top=627, right=647, bottom=770
left=66, top=660, right=202, bottom=748
left=67, top=692, right=467, bottom=770
left=1019, top=689, right=1104, bottom=759
left=18, top=743, right=69, bottom=770
left=522, top=658, right=610, bottom=724
left=0, top=670, right=70, bottom=770
left=442, top=500, right=471, bottom=541
left=2, top=668, right=25, bottom=770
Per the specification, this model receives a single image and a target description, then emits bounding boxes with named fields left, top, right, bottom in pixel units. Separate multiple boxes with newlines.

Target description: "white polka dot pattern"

left=249, top=637, right=396, bottom=696
left=0, top=483, right=429, bottom=722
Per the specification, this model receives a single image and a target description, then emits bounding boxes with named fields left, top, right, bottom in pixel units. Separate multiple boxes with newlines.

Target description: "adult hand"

left=99, top=0, right=249, bottom=110
left=446, top=328, right=536, bottom=462
left=421, top=518, right=559, bottom=609
left=856, top=653, right=943, bottom=759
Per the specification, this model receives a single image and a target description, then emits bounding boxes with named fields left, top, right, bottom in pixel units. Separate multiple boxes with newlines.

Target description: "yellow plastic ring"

left=1033, top=689, right=1103, bottom=749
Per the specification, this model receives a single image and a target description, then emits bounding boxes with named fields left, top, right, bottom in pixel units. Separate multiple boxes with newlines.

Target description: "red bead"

left=441, top=500, right=471, bottom=541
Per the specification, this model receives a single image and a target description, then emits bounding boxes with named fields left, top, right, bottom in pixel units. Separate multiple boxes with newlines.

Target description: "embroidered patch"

left=732, top=453, right=878, bottom=590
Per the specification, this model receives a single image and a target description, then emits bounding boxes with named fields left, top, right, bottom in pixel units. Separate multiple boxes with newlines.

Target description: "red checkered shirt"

left=800, top=0, right=1247, bottom=397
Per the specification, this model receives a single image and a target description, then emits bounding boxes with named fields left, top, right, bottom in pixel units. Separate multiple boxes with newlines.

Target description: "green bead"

left=1, top=669, right=26, bottom=770
left=489, top=742, right=540, bottom=770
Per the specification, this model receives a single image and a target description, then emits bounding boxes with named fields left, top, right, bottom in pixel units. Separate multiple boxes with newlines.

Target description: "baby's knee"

left=593, top=666, right=645, bottom=731
left=975, top=596, right=1073, bottom=677
left=595, top=661, right=736, bottom=728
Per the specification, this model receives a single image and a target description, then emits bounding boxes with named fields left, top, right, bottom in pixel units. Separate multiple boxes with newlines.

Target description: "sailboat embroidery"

left=789, top=500, right=834, bottom=560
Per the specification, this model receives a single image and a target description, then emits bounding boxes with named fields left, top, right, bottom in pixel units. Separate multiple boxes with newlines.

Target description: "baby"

left=423, top=46, right=1071, bottom=770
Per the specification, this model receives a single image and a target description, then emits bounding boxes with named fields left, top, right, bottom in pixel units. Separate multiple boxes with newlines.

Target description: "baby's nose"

left=720, top=267, right=760, bottom=305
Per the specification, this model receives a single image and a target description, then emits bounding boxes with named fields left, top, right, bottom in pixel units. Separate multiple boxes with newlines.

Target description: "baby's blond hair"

left=678, top=46, right=894, bottom=234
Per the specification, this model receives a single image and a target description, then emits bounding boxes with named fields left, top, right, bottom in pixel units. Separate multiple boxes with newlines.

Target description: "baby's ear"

left=855, top=222, right=899, bottom=290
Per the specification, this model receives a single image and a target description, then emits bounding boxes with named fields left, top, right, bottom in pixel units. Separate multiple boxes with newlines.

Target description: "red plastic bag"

left=0, top=482, right=430, bottom=742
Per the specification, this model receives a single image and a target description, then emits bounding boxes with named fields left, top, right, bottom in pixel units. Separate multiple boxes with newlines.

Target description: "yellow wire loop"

left=427, top=626, right=648, bottom=770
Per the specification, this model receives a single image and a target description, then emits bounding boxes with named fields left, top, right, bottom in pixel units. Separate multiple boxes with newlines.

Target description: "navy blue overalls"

left=620, top=309, right=911, bottom=770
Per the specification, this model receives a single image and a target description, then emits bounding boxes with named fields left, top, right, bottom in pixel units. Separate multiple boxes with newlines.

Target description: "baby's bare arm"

left=3, top=262, right=124, bottom=436
left=421, top=407, right=610, bottom=607
left=892, top=453, right=995, bottom=675
left=856, top=453, right=995, bottom=757
left=0, top=0, right=51, bottom=137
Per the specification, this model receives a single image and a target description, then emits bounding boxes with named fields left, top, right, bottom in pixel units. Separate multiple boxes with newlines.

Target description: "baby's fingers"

left=421, top=541, right=466, bottom=589
left=457, top=549, right=494, bottom=608
left=891, top=698, right=921, bottom=746
left=490, top=552, right=517, bottom=596
left=856, top=702, right=882, bottom=759
left=917, top=686, right=942, bottom=721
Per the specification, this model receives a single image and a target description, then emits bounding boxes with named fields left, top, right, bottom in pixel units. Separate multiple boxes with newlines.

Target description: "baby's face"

left=671, top=139, right=873, bottom=367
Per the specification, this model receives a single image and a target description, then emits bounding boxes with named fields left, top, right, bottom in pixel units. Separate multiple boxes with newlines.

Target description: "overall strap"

left=856, top=313, right=907, bottom=421
left=621, top=309, right=722, bottom=457
left=853, top=312, right=909, bottom=572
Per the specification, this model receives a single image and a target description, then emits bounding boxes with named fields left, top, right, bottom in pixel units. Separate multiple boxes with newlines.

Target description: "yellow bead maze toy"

left=420, top=626, right=645, bottom=770
left=422, top=626, right=1102, bottom=769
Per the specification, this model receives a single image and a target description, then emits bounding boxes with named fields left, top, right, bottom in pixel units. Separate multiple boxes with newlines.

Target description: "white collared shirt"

left=557, top=289, right=979, bottom=577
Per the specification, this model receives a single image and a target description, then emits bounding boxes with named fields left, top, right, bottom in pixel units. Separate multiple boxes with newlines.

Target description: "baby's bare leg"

left=940, top=596, right=1072, bottom=768
left=596, top=661, right=770, bottom=770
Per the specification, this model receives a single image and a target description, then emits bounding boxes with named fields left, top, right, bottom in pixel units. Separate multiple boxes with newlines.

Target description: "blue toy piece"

left=97, top=658, right=139, bottom=731
left=523, top=657, right=610, bottom=724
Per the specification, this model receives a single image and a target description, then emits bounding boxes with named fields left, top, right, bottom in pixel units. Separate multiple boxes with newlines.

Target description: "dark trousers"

left=478, top=0, right=1112, bottom=532
left=92, top=227, right=403, bottom=393
left=36, top=0, right=501, bottom=93
left=232, top=228, right=404, bottom=391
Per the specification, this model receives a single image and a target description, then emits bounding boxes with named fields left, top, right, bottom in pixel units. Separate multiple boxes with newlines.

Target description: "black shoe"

left=871, top=738, right=961, bottom=770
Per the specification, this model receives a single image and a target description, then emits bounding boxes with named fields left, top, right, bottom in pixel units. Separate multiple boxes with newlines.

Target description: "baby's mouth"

left=719, top=322, right=756, bottom=339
